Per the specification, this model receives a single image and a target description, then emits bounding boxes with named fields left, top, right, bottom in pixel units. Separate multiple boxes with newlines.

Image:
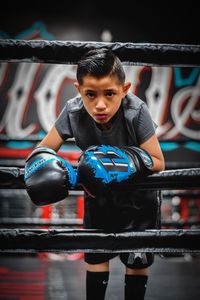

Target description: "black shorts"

left=84, top=252, right=154, bottom=269
left=84, top=190, right=161, bottom=268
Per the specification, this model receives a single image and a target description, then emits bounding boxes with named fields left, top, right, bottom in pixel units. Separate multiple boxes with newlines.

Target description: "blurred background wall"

left=0, top=1, right=199, bottom=167
left=0, top=0, right=199, bottom=236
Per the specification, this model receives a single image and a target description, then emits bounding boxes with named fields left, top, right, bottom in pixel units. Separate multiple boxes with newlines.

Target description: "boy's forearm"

left=38, top=126, right=64, bottom=152
left=151, top=156, right=165, bottom=172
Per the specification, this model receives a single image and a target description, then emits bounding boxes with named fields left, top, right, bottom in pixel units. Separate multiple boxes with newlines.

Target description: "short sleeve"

left=136, top=103, right=157, bottom=145
left=55, top=103, right=73, bottom=141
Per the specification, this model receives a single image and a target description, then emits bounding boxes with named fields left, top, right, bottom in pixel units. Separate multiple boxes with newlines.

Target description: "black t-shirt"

left=55, top=93, right=159, bottom=231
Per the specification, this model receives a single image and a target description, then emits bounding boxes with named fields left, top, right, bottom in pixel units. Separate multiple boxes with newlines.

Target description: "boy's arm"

left=140, top=134, right=165, bottom=172
left=38, top=126, right=64, bottom=152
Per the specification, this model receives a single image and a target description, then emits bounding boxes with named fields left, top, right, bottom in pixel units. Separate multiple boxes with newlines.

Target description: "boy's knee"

left=126, top=267, right=149, bottom=276
left=86, top=261, right=109, bottom=272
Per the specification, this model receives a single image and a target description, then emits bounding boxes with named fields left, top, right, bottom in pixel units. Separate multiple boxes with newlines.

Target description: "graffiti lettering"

left=0, top=64, right=199, bottom=140
left=145, top=67, right=173, bottom=137
left=0, top=63, right=40, bottom=138
left=164, top=76, right=200, bottom=140
left=35, top=64, right=76, bottom=132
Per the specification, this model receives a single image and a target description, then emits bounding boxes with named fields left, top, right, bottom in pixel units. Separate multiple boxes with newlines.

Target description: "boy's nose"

left=95, top=98, right=106, bottom=110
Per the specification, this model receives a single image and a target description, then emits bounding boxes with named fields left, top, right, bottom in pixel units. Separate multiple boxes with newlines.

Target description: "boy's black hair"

left=76, top=48, right=125, bottom=85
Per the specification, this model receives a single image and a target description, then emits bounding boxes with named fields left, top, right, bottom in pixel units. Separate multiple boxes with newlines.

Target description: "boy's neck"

left=96, top=110, right=119, bottom=131
left=97, top=122, right=112, bottom=131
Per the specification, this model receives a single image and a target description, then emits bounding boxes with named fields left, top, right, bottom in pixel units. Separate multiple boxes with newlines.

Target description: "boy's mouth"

left=95, top=114, right=108, bottom=121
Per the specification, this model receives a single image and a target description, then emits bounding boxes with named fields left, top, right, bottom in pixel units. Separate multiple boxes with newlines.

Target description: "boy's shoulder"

left=66, top=95, right=83, bottom=112
left=123, top=93, right=145, bottom=111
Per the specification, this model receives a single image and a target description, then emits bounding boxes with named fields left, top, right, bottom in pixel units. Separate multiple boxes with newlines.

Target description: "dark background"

left=0, top=0, right=199, bottom=169
left=0, top=1, right=199, bottom=44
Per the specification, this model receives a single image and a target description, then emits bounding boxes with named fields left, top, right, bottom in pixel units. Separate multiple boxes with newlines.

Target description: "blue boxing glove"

left=77, top=145, right=153, bottom=197
left=24, top=146, right=77, bottom=206
left=122, top=146, right=153, bottom=174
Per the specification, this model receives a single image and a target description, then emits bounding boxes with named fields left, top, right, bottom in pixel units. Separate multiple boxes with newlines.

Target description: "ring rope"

left=0, top=39, right=200, bottom=66
left=0, top=167, right=199, bottom=190
left=0, top=228, right=199, bottom=254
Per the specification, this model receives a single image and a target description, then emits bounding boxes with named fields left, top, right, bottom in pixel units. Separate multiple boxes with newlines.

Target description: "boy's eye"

left=106, top=91, right=115, bottom=97
left=86, top=92, right=96, bottom=98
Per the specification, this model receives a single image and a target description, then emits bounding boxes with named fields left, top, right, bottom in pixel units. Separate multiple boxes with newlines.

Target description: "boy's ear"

left=74, top=81, right=80, bottom=93
left=122, top=82, right=131, bottom=96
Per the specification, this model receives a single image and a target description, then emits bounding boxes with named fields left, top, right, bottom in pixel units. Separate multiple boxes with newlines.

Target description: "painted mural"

left=0, top=22, right=200, bottom=167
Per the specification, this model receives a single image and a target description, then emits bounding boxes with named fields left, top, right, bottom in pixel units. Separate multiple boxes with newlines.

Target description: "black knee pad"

left=120, top=252, right=154, bottom=269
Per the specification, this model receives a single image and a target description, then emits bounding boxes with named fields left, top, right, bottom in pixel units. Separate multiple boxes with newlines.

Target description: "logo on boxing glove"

left=85, top=145, right=136, bottom=184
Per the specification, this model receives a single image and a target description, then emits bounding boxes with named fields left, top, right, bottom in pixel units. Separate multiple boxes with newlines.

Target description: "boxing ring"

left=0, top=39, right=200, bottom=254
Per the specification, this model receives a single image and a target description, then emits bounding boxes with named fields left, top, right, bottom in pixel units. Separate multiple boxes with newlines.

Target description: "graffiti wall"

left=0, top=63, right=200, bottom=139
left=0, top=22, right=200, bottom=168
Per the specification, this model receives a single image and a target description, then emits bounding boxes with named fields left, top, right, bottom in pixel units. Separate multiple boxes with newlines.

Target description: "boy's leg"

left=86, top=262, right=109, bottom=300
left=120, top=252, right=154, bottom=300
left=122, top=191, right=160, bottom=300
left=125, top=267, right=149, bottom=300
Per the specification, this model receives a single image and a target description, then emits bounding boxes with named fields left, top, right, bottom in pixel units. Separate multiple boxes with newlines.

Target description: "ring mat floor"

left=0, top=253, right=200, bottom=299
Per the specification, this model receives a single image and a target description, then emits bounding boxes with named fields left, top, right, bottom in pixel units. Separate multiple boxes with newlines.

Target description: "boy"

left=25, top=48, right=165, bottom=300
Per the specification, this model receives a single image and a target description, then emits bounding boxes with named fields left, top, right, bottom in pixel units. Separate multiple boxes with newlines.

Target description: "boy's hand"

left=24, top=146, right=77, bottom=206
left=77, top=145, right=153, bottom=197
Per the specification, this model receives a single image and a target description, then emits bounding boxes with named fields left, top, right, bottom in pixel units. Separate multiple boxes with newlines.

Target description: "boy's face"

left=74, top=75, right=131, bottom=127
